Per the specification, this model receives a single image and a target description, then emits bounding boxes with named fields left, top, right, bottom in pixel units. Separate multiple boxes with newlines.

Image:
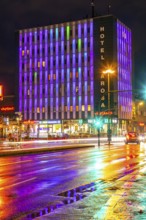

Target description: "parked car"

left=125, top=132, right=140, bottom=144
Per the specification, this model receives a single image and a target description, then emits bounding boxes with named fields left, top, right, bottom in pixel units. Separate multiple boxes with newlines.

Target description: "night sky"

left=0, top=0, right=146, bottom=95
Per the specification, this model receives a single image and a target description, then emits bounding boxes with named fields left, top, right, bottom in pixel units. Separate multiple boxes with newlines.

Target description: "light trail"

left=0, top=177, right=37, bottom=191
left=0, top=159, right=32, bottom=167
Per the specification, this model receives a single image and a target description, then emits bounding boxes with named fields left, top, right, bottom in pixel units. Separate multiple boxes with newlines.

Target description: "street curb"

left=0, top=144, right=95, bottom=157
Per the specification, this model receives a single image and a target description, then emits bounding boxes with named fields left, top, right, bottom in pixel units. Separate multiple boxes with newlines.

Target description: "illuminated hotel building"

left=18, top=15, right=132, bottom=136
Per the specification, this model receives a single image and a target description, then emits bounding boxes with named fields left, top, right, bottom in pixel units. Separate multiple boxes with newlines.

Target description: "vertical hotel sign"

left=99, top=26, right=106, bottom=110
left=0, top=85, right=3, bottom=101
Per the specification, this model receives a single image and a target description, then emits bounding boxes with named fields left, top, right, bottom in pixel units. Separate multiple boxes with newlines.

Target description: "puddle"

left=26, top=182, right=96, bottom=219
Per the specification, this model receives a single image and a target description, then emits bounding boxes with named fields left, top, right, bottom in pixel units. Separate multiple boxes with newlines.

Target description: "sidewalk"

left=35, top=169, right=146, bottom=220
left=0, top=136, right=125, bottom=157
left=0, top=139, right=96, bottom=156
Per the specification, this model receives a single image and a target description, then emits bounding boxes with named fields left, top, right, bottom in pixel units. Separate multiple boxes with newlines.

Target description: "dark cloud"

left=0, top=0, right=146, bottom=94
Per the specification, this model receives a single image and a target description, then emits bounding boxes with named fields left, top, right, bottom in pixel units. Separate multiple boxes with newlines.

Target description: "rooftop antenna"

left=91, top=0, right=95, bottom=18
left=107, top=1, right=111, bottom=14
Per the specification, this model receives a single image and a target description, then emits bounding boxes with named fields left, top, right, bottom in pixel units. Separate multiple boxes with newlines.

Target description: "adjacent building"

left=17, top=14, right=132, bottom=137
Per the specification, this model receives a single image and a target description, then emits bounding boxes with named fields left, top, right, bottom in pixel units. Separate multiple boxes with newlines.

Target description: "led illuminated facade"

left=18, top=15, right=132, bottom=135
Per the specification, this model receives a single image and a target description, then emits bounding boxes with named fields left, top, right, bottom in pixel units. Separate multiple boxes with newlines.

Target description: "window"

left=82, top=105, right=85, bottom=111
left=76, top=106, right=79, bottom=111
left=42, top=61, right=45, bottom=67
left=37, top=107, right=40, bottom=113
left=37, top=48, right=39, bottom=55
left=88, top=105, right=91, bottom=111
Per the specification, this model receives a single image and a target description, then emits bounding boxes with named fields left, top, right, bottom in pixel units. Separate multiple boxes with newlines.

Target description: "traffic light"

left=94, top=117, right=103, bottom=129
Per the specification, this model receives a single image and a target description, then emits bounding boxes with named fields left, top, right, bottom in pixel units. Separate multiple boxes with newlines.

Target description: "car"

left=125, top=132, right=140, bottom=144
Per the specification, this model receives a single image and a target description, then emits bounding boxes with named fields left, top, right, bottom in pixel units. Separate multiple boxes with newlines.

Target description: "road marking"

left=0, top=177, right=37, bottom=191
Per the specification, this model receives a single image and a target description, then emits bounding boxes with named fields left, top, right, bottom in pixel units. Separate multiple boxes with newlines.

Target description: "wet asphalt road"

left=0, top=142, right=146, bottom=219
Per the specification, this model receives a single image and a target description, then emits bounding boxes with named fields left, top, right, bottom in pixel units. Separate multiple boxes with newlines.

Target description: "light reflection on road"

left=0, top=142, right=146, bottom=219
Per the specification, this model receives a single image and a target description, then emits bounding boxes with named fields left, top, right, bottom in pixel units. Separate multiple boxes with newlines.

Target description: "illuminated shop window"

left=70, top=106, right=73, bottom=111
left=27, top=89, right=30, bottom=95
left=38, top=62, right=40, bottom=68
left=76, top=72, right=78, bottom=78
left=48, top=74, right=50, bottom=80
left=37, top=107, right=40, bottom=113
left=53, top=74, right=56, bottom=80
left=65, top=106, right=67, bottom=111
left=76, top=106, right=79, bottom=111
left=22, top=50, right=24, bottom=56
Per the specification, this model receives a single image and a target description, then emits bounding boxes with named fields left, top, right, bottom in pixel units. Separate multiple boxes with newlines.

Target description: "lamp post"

left=95, top=116, right=102, bottom=147
left=103, top=68, right=115, bottom=145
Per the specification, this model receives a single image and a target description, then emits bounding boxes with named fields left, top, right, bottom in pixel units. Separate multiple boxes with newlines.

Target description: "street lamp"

left=94, top=116, right=103, bottom=147
left=103, top=68, right=115, bottom=145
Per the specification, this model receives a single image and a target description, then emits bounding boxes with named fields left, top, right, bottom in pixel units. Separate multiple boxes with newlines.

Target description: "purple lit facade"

left=19, top=20, right=94, bottom=122
left=18, top=15, right=132, bottom=135
left=117, top=20, right=132, bottom=121
left=95, top=15, right=132, bottom=133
